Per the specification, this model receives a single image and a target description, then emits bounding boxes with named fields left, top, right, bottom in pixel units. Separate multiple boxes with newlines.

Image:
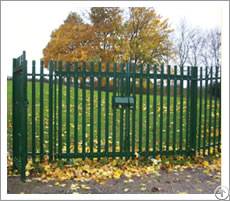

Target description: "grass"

left=7, top=79, right=220, bottom=157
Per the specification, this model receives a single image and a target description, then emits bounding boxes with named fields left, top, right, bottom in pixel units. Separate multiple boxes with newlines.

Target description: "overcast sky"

left=1, top=1, right=226, bottom=76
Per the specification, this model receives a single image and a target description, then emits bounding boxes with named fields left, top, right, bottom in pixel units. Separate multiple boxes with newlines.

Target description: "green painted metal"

left=213, top=67, right=218, bottom=154
left=32, top=60, right=36, bottom=162
left=198, top=67, right=203, bottom=154
left=190, top=67, right=198, bottom=156
left=58, top=62, right=63, bottom=158
left=66, top=63, right=70, bottom=161
left=185, top=67, right=190, bottom=156
left=40, top=60, right=44, bottom=161
left=203, top=67, right=208, bottom=156
left=139, top=64, right=143, bottom=155
left=119, top=63, right=124, bottom=158
left=218, top=76, right=221, bottom=152
left=173, top=65, right=177, bottom=156
left=12, top=51, right=27, bottom=181
left=82, top=63, right=86, bottom=160
left=90, top=62, right=94, bottom=159
left=97, top=62, right=102, bottom=160
left=48, top=61, right=53, bottom=161
left=166, top=65, right=171, bottom=157
left=113, top=96, right=134, bottom=108
left=146, top=64, right=150, bottom=157
left=131, top=63, right=136, bottom=159
left=179, top=66, right=184, bottom=153
left=112, top=63, right=117, bottom=159
left=105, top=63, right=110, bottom=157
left=125, top=63, right=131, bottom=159
left=74, top=63, right=79, bottom=154
left=159, top=64, right=164, bottom=157
left=54, top=62, right=57, bottom=160
left=208, top=66, right=213, bottom=155
left=12, top=53, right=221, bottom=181
left=152, top=65, right=157, bottom=157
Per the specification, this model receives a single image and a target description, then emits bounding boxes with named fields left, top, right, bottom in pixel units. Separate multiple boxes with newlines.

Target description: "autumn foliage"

left=43, top=8, right=173, bottom=68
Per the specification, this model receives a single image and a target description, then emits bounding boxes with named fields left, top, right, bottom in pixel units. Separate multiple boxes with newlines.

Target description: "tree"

left=200, top=28, right=221, bottom=67
left=187, top=28, right=204, bottom=66
left=43, top=12, right=96, bottom=66
left=124, top=8, right=173, bottom=66
left=173, top=19, right=191, bottom=67
left=43, top=8, right=173, bottom=69
left=89, top=7, right=124, bottom=63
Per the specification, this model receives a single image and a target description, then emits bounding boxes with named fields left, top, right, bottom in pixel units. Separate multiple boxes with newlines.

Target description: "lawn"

left=7, top=79, right=220, bottom=157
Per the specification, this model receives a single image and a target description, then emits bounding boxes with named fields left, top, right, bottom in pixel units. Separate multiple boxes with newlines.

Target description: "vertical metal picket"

left=152, top=65, right=157, bottom=157
left=90, top=62, right=94, bottom=159
left=203, top=67, right=208, bottom=156
left=186, top=67, right=190, bottom=155
left=82, top=63, right=86, bottom=160
left=198, top=67, right=203, bottom=154
left=139, top=64, right=143, bottom=155
left=112, top=63, right=117, bottom=159
left=131, top=63, right=136, bottom=159
left=40, top=60, right=44, bottom=161
left=159, top=64, right=164, bottom=157
left=179, top=66, right=184, bottom=154
left=48, top=61, right=53, bottom=161
left=190, top=67, right=198, bottom=156
left=58, top=62, right=63, bottom=158
left=146, top=64, right=150, bottom=157
left=97, top=62, right=102, bottom=160
left=74, top=62, right=79, bottom=154
left=105, top=63, right=110, bottom=157
left=32, top=60, right=36, bottom=162
left=120, top=63, right=124, bottom=158
left=213, top=66, right=218, bottom=153
left=217, top=76, right=221, bottom=152
left=54, top=62, right=57, bottom=160
left=173, top=66, right=177, bottom=156
left=66, top=63, right=70, bottom=161
left=208, top=67, right=213, bottom=154
left=166, top=65, right=171, bottom=157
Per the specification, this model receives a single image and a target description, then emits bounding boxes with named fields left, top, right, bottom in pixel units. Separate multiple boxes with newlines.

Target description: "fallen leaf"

left=140, top=187, right=147, bottom=191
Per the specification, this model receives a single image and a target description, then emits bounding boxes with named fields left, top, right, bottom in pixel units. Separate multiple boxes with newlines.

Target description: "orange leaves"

left=7, top=152, right=221, bottom=186
left=126, top=8, right=173, bottom=64
left=43, top=13, right=96, bottom=66
left=43, top=8, right=173, bottom=66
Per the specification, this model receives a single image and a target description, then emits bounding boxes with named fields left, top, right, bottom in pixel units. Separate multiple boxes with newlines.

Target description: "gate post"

left=190, top=67, right=198, bottom=156
left=12, top=51, right=28, bottom=181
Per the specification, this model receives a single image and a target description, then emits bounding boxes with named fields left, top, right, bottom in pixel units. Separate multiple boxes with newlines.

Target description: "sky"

left=1, top=1, right=226, bottom=76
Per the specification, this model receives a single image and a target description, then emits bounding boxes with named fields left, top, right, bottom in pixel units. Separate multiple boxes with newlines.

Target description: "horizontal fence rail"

left=12, top=52, right=221, bottom=180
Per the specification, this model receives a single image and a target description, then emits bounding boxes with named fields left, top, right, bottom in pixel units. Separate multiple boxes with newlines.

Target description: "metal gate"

left=11, top=52, right=221, bottom=181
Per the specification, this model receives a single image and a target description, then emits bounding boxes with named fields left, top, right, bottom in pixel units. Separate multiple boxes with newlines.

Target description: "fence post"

left=190, top=67, right=198, bottom=156
left=12, top=51, right=27, bottom=181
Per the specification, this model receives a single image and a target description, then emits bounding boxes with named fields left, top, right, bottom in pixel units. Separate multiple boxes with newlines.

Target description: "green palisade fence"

left=12, top=52, right=221, bottom=181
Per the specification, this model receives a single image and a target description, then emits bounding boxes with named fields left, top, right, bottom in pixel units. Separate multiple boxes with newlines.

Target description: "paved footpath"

left=8, top=167, right=220, bottom=194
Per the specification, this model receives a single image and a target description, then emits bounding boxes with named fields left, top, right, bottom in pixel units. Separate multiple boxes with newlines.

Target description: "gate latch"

left=112, top=96, right=135, bottom=109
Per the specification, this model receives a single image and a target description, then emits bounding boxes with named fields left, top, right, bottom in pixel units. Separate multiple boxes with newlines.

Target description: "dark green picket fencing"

left=12, top=52, right=221, bottom=181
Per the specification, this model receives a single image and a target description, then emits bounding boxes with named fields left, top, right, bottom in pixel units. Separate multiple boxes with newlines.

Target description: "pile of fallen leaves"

left=7, top=153, right=221, bottom=185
